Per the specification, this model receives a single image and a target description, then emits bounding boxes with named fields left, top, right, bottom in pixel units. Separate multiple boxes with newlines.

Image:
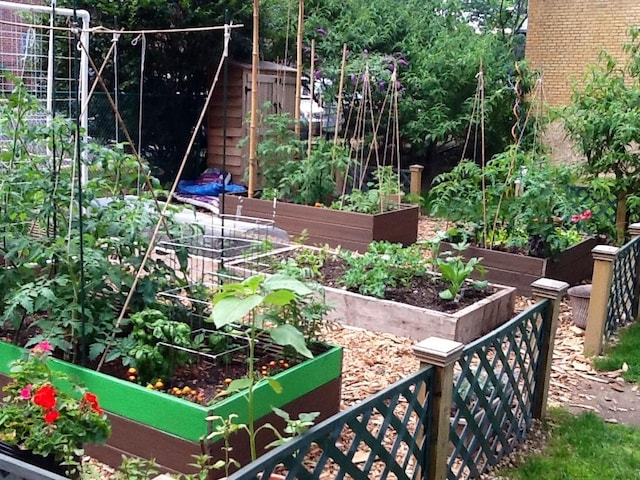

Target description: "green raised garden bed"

left=0, top=340, right=342, bottom=475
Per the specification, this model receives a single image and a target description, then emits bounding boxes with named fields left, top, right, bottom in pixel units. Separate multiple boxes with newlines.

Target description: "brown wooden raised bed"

left=440, top=237, right=603, bottom=295
left=221, top=195, right=420, bottom=252
left=227, top=247, right=517, bottom=345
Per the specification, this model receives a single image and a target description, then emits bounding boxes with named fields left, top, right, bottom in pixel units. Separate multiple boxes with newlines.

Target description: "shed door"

left=243, top=72, right=297, bottom=123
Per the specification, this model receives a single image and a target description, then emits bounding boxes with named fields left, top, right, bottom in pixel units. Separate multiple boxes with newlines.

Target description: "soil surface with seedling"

left=269, top=250, right=494, bottom=313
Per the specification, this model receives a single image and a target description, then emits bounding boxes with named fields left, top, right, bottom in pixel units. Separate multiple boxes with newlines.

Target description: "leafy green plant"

left=436, top=243, right=488, bottom=302
left=246, top=108, right=350, bottom=206
left=0, top=79, right=188, bottom=365
left=128, top=309, right=193, bottom=385
left=265, top=407, right=320, bottom=448
left=207, top=273, right=317, bottom=461
left=429, top=145, right=595, bottom=257
left=340, top=241, right=426, bottom=298
left=333, top=165, right=403, bottom=214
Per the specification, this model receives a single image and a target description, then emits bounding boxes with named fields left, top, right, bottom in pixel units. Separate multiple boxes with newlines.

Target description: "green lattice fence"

left=224, top=366, right=436, bottom=480
left=448, top=300, right=551, bottom=479
left=606, top=235, right=640, bottom=336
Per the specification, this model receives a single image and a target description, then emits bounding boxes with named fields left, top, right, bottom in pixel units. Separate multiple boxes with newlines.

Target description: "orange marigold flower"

left=44, top=410, right=60, bottom=423
left=33, top=385, right=56, bottom=410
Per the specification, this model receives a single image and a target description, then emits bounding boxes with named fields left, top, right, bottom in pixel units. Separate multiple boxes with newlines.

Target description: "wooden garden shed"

left=206, top=61, right=297, bottom=180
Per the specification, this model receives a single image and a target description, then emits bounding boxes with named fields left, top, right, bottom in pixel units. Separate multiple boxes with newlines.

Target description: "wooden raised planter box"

left=441, top=237, right=602, bottom=295
left=322, top=282, right=516, bottom=344
left=222, top=195, right=420, bottom=252
left=0, top=340, right=342, bottom=477
left=227, top=249, right=516, bottom=345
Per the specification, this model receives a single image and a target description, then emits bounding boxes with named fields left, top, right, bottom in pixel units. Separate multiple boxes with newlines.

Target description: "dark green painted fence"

left=448, top=300, right=551, bottom=479
left=606, top=235, right=640, bottom=335
left=226, top=366, right=436, bottom=480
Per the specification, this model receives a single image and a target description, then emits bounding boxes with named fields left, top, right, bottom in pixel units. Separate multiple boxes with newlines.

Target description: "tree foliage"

left=562, top=27, right=640, bottom=244
left=263, top=0, right=527, bottom=162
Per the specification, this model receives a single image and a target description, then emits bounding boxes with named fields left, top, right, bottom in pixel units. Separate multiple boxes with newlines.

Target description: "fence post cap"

left=629, top=222, right=640, bottom=235
left=413, top=337, right=463, bottom=367
left=592, top=245, right=619, bottom=260
left=409, top=164, right=424, bottom=172
left=531, top=278, right=569, bottom=299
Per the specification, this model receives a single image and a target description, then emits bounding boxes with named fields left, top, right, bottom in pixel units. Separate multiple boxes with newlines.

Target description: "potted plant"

left=0, top=341, right=111, bottom=478
left=428, top=146, right=607, bottom=294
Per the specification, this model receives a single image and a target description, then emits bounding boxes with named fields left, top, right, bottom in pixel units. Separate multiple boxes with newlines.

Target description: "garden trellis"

left=0, top=6, right=270, bottom=372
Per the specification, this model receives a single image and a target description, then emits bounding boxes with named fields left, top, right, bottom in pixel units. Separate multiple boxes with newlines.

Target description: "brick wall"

left=526, top=0, right=640, bottom=106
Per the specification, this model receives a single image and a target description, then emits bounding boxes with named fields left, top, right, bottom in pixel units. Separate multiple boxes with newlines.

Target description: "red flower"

left=83, top=392, right=103, bottom=414
left=581, top=209, right=592, bottom=220
left=44, top=410, right=60, bottom=423
left=33, top=385, right=57, bottom=410
left=83, top=392, right=98, bottom=404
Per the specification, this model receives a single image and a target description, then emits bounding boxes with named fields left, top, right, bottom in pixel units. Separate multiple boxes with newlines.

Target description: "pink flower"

left=571, top=214, right=581, bottom=223
left=31, top=341, right=53, bottom=355
left=19, top=385, right=32, bottom=400
left=580, top=209, right=592, bottom=220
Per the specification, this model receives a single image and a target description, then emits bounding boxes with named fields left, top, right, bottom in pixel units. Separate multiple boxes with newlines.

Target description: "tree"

left=264, top=0, right=526, bottom=164
left=563, top=27, right=640, bottom=244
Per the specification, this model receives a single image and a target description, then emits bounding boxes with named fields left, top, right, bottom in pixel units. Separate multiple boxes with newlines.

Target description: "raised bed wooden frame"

left=227, top=247, right=517, bottom=344
left=0, top=340, right=342, bottom=476
left=221, top=195, right=420, bottom=252
left=441, top=237, right=602, bottom=295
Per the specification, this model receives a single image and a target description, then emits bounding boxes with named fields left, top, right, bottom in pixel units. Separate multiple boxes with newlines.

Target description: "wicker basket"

left=567, top=284, right=592, bottom=329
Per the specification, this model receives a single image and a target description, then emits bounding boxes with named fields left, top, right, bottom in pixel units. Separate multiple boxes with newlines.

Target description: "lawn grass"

left=498, top=408, right=640, bottom=479
left=592, top=320, right=640, bottom=382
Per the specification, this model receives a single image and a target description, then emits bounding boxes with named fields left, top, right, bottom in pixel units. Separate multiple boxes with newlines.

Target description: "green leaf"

left=267, top=378, right=283, bottom=394
left=263, top=289, right=296, bottom=306
left=264, top=274, right=312, bottom=296
left=439, top=289, right=455, bottom=300
left=210, top=294, right=263, bottom=328
left=227, top=377, right=252, bottom=394
left=89, top=342, right=105, bottom=361
left=270, top=324, right=313, bottom=358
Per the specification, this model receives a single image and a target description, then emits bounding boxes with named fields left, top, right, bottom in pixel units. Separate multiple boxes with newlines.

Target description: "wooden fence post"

left=629, top=223, right=640, bottom=238
left=628, top=223, right=640, bottom=323
left=412, top=337, right=464, bottom=480
left=531, top=278, right=568, bottom=419
left=584, top=245, right=619, bottom=356
left=409, top=164, right=424, bottom=196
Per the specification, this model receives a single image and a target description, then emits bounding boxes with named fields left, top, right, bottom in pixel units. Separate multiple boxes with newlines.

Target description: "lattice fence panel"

left=448, top=300, right=550, bottom=479
left=606, top=236, right=640, bottom=336
left=225, top=366, right=435, bottom=480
